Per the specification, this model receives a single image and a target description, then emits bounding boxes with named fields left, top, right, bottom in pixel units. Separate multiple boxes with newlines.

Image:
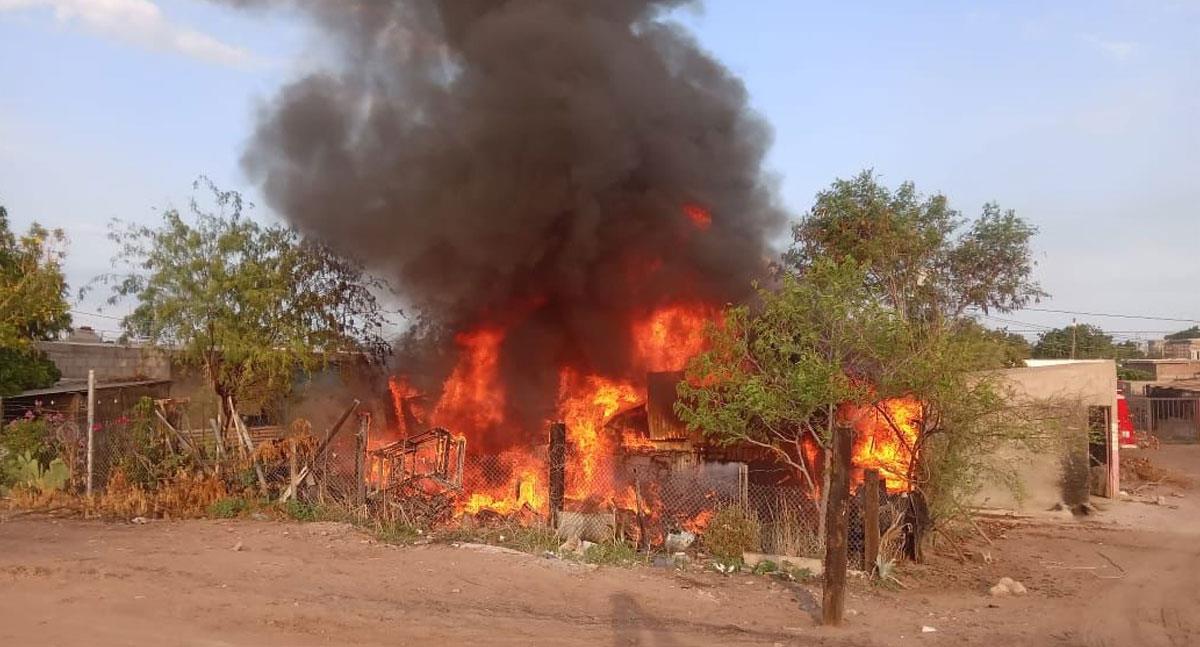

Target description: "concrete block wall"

left=35, top=341, right=172, bottom=382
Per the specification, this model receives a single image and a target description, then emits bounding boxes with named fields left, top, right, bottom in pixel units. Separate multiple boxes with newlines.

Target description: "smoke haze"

left=223, top=0, right=786, bottom=442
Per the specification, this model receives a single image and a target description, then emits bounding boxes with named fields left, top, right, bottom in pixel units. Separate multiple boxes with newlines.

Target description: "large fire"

left=382, top=301, right=715, bottom=518
left=379, top=299, right=921, bottom=520
left=845, top=397, right=922, bottom=493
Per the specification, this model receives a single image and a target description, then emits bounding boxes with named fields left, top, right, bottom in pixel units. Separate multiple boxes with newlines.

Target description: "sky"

left=1, top=0, right=1197, bottom=345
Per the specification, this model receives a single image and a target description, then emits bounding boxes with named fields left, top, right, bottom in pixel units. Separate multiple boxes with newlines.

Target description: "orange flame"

left=846, top=397, right=921, bottom=492
left=431, top=328, right=507, bottom=434
left=632, top=304, right=713, bottom=372
left=682, top=203, right=712, bottom=231
left=384, top=302, right=721, bottom=519
left=557, top=369, right=641, bottom=489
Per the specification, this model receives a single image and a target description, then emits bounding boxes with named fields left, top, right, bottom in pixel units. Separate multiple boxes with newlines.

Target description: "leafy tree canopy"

left=783, top=170, right=1045, bottom=322
left=677, top=259, right=906, bottom=490
left=93, top=179, right=391, bottom=408
left=0, top=205, right=69, bottom=395
left=1032, top=324, right=1143, bottom=360
left=681, top=172, right=1052, bottom=519
left=955, top=320, right=1032, bottom=369
left=1165, top=326, right=1200, bottom=341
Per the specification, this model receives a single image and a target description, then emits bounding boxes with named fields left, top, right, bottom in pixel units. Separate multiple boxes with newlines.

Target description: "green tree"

left=94, top=179, right=390, bottom=415
left=956, top=320, right=1031, bottom=369
left=1165, top=326, right=1200, bottom=341
left=784, top=170, right=1045, bottom=323
left=0, top=205, right=70, bottom=395
left=1032, top=324, right=1143, bottom=360
left=675, top=259, right=897, bottom=492
left=677, top=257, right=1029, bottom=624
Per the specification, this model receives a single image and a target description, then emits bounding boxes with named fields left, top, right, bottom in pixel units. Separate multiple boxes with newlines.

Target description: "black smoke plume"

left=224, top=0, right=785, bottom=444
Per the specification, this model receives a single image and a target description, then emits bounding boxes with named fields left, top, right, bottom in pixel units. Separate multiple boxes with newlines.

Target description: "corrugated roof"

left=4, top=379, right=171, bottom=399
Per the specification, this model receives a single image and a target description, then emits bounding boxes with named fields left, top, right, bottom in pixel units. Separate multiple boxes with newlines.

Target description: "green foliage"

left=0, top=417, right=59, bottom=465
left=92, top=178, right=390, bottom=409
left=110, top=398, right=191, bottom=489
left=676, top=258, right=896, bottom=487
left=7, top=452, right=69, bottom=493
left=954, top=320, right=1031, bottom=369
left=684, top=172, right=1051, bottom=521
left=437, top=522, right=559, bottom=554
left=283, top=499, right=319, bottom=521
left=1117, top=366, right=1154, bottom=381
left=750, top=559, right=778, bottom=575
left=208, top=497, right=250, bottom=519
left=1165, top=326, right=1200, bottom=341
left=702, top=505, right=762, bottom=562
left=583, top=540, right=640, bottom=566
left=784, top=170, right=1045, bottom=321
left=0, top=205, right=71, bottom=396
left=0, top=416, right=62, bottom=488
left=375, top=521, right=424, bottom=545
left=1032, top=324, right=1143, bottom=360
left=0, top=347, right=61, bottom=396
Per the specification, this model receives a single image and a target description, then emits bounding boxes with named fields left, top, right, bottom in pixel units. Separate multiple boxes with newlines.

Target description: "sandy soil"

left=2, top=447, right=1198, bottom=647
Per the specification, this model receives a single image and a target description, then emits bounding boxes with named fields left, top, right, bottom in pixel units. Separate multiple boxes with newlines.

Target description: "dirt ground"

left=2, top=447, right=1199, bottom=647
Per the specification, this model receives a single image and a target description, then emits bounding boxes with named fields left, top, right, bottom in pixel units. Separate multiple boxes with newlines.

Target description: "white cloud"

left=1082, top=34, right=1137, bottom=62
left=0, top=0, right=257, bottom=67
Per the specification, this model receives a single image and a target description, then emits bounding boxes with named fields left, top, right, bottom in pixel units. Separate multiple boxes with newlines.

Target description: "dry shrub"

left=251, top=421, right=316, bottom=467
left=703, top=505, right=762, bottom=561
left=762, top=505, right=821, bottom=558
left=1124, top=456, right=1193, bottom=488
left=94, top=469, right=228, bottom=519
left=97, top=470, right=152, bottom=518
left=5, top=487, right=77, bottom=512
left=154, top=470, right=228, bottom=518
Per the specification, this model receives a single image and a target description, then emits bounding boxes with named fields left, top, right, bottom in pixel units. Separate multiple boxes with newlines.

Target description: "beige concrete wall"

left=35, top=341, right=171, bottom=382
left=972, top=360, right=1117, bottom=512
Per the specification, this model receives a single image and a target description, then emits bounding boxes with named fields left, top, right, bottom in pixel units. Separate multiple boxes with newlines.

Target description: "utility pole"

left=1070, top=318, right=1077, bottom=359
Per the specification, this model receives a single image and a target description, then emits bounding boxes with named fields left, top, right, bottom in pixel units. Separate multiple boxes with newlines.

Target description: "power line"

left=1021, top=307, right=1200, bottom=325
left=70, top=309, right=125, bottom=321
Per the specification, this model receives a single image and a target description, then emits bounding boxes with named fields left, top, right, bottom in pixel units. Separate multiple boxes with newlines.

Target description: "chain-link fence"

left=9, top=394, right=892, bottom=567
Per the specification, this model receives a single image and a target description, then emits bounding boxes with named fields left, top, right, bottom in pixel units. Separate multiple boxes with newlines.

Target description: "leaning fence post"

left=356, top=413, right=370, bottom=505
left=86, top=369, right=95, bottom=497
left=548, top=422, right=566, bottom=530
left=863, top=469, right=881, bottom=575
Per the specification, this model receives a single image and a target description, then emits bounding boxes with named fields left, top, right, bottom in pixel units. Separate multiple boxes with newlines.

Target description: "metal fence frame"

left=1127, top=396, right=1200, bottom=443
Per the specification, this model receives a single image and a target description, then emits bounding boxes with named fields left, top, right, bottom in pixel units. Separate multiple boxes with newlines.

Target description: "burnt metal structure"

left=368, top=427, right=465, bottom=493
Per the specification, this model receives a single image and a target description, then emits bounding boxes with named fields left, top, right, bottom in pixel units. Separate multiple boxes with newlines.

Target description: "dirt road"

left=1, top=447, right=1198, bottom=646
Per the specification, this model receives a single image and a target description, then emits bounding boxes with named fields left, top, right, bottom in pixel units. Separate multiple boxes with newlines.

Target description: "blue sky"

left=1, top=0, right=1197, bottom=343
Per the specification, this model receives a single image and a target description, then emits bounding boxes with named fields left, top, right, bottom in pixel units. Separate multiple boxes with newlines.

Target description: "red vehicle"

left=1117, top=390, right=1136, bottom=448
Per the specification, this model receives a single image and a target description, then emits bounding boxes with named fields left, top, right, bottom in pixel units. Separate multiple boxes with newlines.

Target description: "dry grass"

left=1124, top=457, right=1194, bottom=489
left=761, top=506, right=821, bottom=558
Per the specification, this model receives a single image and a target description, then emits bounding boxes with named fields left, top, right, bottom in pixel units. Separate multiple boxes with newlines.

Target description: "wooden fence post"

left=863, top=469, right=881, bottom=575
left=822, top=424, right=853, bottom=626
left=86, top=369, right=95, bottom=497
left=548, top=422, right=566, bottom=529
left=356, top=413, right=370, bottom=505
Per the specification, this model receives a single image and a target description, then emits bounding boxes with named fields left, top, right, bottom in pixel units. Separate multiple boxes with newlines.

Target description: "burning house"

left=224, top=0, right=923, bottom=555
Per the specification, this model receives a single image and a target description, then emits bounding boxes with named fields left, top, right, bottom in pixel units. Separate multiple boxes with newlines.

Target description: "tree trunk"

left=818, top=443, right=831, bottom=541
left=822, top=424, right=853, bottom=626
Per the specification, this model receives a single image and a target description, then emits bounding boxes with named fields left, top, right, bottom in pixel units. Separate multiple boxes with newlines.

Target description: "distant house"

left=1122, top=359, right=1200, bottom=382
left=1, top=336, right=174, bottom=423
left=1163, top=338, right=1200, bottom=360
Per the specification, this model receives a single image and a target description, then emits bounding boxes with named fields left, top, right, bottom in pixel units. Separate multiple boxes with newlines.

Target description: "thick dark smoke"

left=224, top=0, right=785, bottom=443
